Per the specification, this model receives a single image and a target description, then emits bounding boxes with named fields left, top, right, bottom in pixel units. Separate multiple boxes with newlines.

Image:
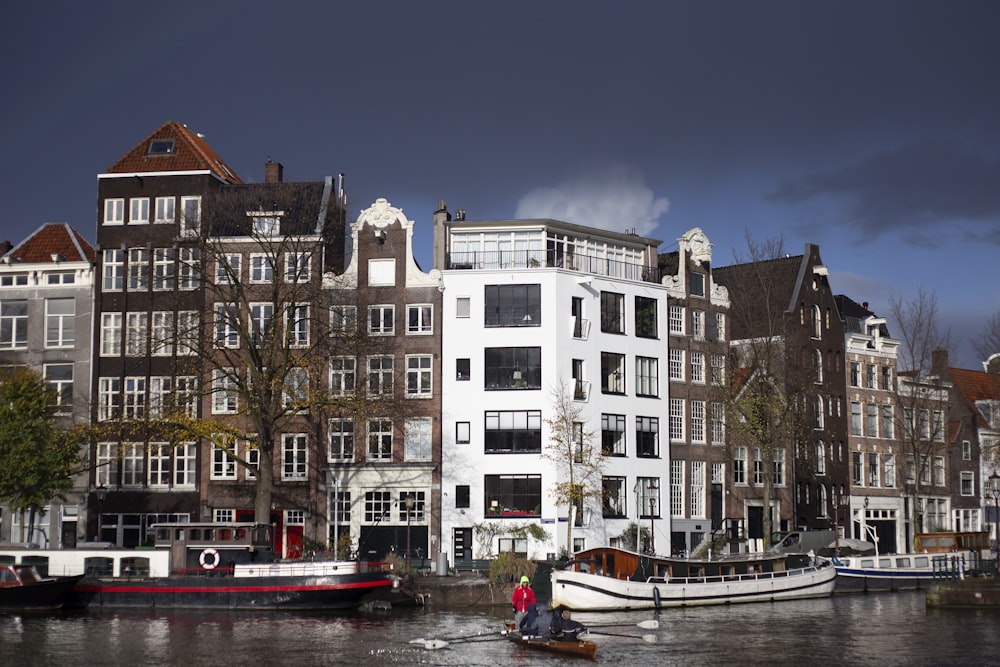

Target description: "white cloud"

left=514, top=162, right=669, bottom=238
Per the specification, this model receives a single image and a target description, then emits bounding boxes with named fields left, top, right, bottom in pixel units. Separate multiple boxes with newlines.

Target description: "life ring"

left=199, top=548, right=220, bottom=569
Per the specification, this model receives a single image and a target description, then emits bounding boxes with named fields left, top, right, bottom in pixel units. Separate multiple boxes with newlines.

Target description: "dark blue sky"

left=3, top=1, right=998, bottom=366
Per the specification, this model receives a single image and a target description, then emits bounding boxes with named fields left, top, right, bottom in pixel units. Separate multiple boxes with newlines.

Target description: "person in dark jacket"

left=549, top=607, right=586, bottom=641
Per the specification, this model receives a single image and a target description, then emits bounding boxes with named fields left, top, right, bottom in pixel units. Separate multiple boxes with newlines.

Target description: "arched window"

left=811, top=305, right=822, bottom=338
left=818, top=484, right=828, bottom=517
left=816, top=441, right=826, bottom=474
left=814, top=349, right=823, bottom=383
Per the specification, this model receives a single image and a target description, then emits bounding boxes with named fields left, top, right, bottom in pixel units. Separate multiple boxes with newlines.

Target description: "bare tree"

left=541, top=381, right=605, bottom=555
left=889, top=290, right=953, bottom=542
left=971, top=310, right=1000, bottom=363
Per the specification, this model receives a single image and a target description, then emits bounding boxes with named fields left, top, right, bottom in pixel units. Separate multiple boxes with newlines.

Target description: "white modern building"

left=433, top=207, right=670, bottom=563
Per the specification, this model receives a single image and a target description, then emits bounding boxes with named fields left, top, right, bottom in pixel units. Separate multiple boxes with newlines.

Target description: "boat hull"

left=504, top=627, right=597, bottom=660
left=550, top=561, right=837, bottom=611
left=831, top=555, right=947, bottom=593
left=73, top=572, right=394, bottom=610
left=0, top=574, right=85, bottom=612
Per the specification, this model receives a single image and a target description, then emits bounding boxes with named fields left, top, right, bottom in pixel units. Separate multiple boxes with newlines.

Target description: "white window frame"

left=367, top=419, right=393, bottom=461
left=44, top=298, right=75, bottom=348
left=212, top=369, right=239, bottom=414
left=100, top=312, right=122, bottom=356
left=129, top=198, right=150, bottom=224
left=330, top=356, right=356, bottom=395
left=151, top=311, right=174, bottom=356
left=103, top=249, right=125, bottom=291
left=154, top=196, right=175, bottom=223
left=104, top=198, right=124, bottom=225
left=407, top=304, right=433, bottom=335
left=406, top=354, right=433, bottom=397
left=328, top=418, right=355, bottom=462
left=249, top=253, right=275, bottom=283
left=285, top=252, right=311, bottom=283
left=405, top=417, right=432, bottom=461
left=282, top=434, right=308, bottom=480
left=368, top=305, right=395, bottom=335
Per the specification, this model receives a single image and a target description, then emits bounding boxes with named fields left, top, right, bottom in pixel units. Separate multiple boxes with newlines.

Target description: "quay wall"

left=926, top=581, right=1000, bottom=608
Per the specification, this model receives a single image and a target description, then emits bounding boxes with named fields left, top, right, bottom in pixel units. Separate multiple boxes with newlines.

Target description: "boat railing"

left=652, top=560, right=829, bottom=586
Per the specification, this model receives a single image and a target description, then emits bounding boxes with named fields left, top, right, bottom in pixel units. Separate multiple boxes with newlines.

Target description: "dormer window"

left=248, top=211, right=282, bottom=236
left=148, top=139, right=175, bottom=155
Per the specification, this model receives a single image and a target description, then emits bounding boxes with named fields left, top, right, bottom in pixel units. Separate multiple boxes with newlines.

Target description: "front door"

left=453, top=528, right=472, bottom=565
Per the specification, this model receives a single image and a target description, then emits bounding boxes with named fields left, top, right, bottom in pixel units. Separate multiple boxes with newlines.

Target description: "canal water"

left=2, top=592, right=998, bottom=666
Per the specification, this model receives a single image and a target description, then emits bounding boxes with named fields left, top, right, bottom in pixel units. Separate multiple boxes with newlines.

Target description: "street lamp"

left=404, top=494, right=416, bottom=573
left=648, top=483, right=658, bottom=555
left=990, top=472, right=1000, bottom=582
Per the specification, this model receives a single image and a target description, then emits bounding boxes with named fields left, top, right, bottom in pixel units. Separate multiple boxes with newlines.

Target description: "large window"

left=45, top=363, right=73, bottom=413
left=367, top=419, right=393, bottom=461
left=602, top=477, right=626, bottom=517
left=485, top=347, right=541, bottom=390
left=212, top=369, right=239, bottom=414
left=0, top=300, right=28, bottom=349
left=636, top=416, right=659, bottom=457
left=285, top=252, right=311, bottom=283
left=250, top=254, right=275, bottom=282
left=485, top=475, right=541, bottom=517
left=406, top=355, right=433, bottom=397
left=637, top=477, right=660, bottom=518
left=212, top=442, right=237, bottom=479
left=669, top=349, right=684, bottom=381
left=711, top=402, right=725, bottom=445
left=330, top=357, right=356, bottom=394
left=368, top=355, right=393, bottom=396
left=669, top=398, right=684, bottom=441
left=177, top=247, right=200, bottom=289
left=635, top=296, right=657, bottom=338
left=44, top=298, right=74, bottom=348
left=152, top=249, right=175, bottom=291
left=668, top=305, right=684, bottom=335
left=125, top=312, right=148, bottom=356
left=369, top=305, right=394, bottom=335
left=97, top=377, right=120, bottom=421
left=287, top=305, right=309, bottom=347
left=215, top=303, right=240, bottom=348
left=405, top=417, right=432, bottom=461
left=485, top=410, right=542, bottom=453
left=485, top=284, right=541, bottom=327
left=635, top=356, right=658, bottom=397
left=127, top=248, right=149, bottom=291
left=154, top=196, right=175, bottom=223
left=601, top=352, right=625, bottom=394
left=282, top=434, right=308, bottom=479
left=328, top=419, right=354, bottom=461
left=734, top=446, right=747, bottom=485
left=104, top=198, right=124, bottom=225
left=600, top=291, right=625, bottom=334
left=407, top=304, right=433, bottom=334
left=602, top=413, right=626, bottom=456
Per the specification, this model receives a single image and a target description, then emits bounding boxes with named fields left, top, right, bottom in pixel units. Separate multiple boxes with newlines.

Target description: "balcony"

left=446, top=249, right=660, bottom=283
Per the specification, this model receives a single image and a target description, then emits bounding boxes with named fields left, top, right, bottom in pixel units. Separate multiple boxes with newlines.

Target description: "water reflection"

left=1, top=593, right=998, bottom=666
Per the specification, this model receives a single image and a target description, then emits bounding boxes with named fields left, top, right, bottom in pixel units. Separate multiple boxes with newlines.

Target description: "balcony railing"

left=446, top=250, right=660, bottom=283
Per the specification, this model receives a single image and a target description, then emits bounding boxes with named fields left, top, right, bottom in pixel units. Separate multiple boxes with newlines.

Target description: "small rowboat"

left=503, top=624, right=598, bottom=660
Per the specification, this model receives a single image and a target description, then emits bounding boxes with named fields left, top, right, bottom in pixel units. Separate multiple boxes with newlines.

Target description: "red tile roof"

left=105, top=121, right=243, bottom=185
left=6, top=223, right=95, bottom=264
left=949, top=367, right=1000, bottom=429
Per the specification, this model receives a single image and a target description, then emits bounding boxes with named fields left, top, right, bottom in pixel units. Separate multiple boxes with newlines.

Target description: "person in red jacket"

left=511, top=575, right=536, bottom=629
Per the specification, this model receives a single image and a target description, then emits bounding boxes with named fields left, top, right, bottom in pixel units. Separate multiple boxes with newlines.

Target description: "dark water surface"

left=2, top=592, right=998, bottom=666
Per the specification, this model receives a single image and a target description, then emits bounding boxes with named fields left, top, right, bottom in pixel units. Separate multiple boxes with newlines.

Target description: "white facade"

left=438, top=218, right=670, bottom=561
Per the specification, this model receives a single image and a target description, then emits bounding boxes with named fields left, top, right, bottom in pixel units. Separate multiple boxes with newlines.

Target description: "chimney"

left=265, top=159, right=284, bottom=184
left=432, top=201, right=451, bottom=271
left=931, top=348, right=949, bottom=375
left=0, top=240, right=11, bottom=256
left=985, top=353, right=1000, bottom=375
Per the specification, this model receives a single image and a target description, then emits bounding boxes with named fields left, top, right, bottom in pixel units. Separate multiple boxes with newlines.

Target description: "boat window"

left=156, top=527, right=170, bottom=542
left=22, top=556, right=49, bottom=577
left=219, top=529, right=231, bottom=541
left=879, top=559, right=891, bottom=568
left=85, top=557, right=114, bottom=576
left=915, top=557, right=929, bottom=567
left=896, top=557, right=911, bottom=567
left=235, top=528, right=247, bottom=541
left=860, top=559, right=874, bottom=568
left=175, top=528, right=185, bottom=541
left=189, top=529, right=201, bottom=541
left=0, top=556, right=14, bottom=566
left=122, top=557, right=150, bottom=577
left=0, top=567, right=16, bottom=583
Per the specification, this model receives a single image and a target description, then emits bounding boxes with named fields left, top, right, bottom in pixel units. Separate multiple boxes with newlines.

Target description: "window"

left=669, top=305, right=684, bottom=335
left=691, top=310, right=704, bottom=340
left=407, top=304, right=433, bottom=334
left=367, top=355, right=393, bottom=395
left=933, top=456, right=945, bottom=486
left=456, top=421, right=471, bottom=444
left=44, top=298, right=74, bottom=348
left=125, top=312, right=148, bottom=356
left=734, top=447, right=747, bottom=484
left=773, top=449, right=786, bottom=486
left=367, top=419, right=393, bottom=461
left=364, top=491, right=392, bottom=522
left=148, top=377, right=172, bottom=418
left=601, top=352, right=625, bottom=394
left=44, top=363, right=73, bottom=413
left=154, top=196, right=175, bottom=223
left=881, top=405, right=894, bottom=439
left=690, top=351, right=704, bottom=384
left=328, top=419, right=355, bottom=461
left=637, top=477, right=660, bottom=518
left=670, top=460, right=684, bottom=517
left=456, top=296, right=471, bottom=318
left=97, top=377, right=120, bottom=421
left=853, top=451, right=864, bottom=486
left=406, top=355, right=433, bottom=397
left=129, top=198, right=149, bottom=224
left=961, top=471, right=974, bottom=496
left=485, top=474, right=541, bottom=517
left=212, top=443, right=238, bottom=479
left=753, top=448, right=764, bottom=484
left=331, top=489, right=351, bottom=525
left=712, top=312, right=725, bottom=341
left=369, top=305, right=394, bottom=335
left=485, top=347, right=541, bottom=389
left=285, top=252, right=311, bottom=283
left=330, top=305, right=357, bottom=334
left=962, top=440, right=971, bottom=461
left=690, top=400, right=706, bottom=443
left=128, top=248, right=149, bottom=291
left=454, top=485, right=470, bottom=508
left=95, top=443, right=118, bottom=487
left=881, top=365, right=892, bottom=391
left=635, top=356, right=658, bottom=397
left=814, top=442, right=826, bottom=474
left=251, top=213, right=280, bottom=236
left=282, top=367, right=309, bottom=410
left=405, top=417, right=432, bottom=461
left=177, top=247, right=200, bottom=289
left=710, top=354, right=725, bottom=385
left=250, top=303, right=274, bottom=344
left=690, top=272, right=705, bottom=297
left=174, top=443, right=197, bottom=488
left=103, top=249, right=125, bottom=291
left=0, top=273, right=27, bottom=286
left=456, top=358, right=471, bottom=381
left=602, top=477, right=626, bottom=517
left=212, top=369, right=239, bottom=414
left=368, top=259, right=395, bottom=286
left=216, top=254, right=241, bottom=284
left=330, top=357, right=356, bottom=394
left=850, top=401, right=862, bottom=436
left=121, top=443, right=144, bottom=487
left=176, top=376, right=199, bottom=418
left=287, top=305, right=309, bottom=347
left=100, top=313, right=122, bottom=356
left=669, top=349, right=684, bottom=381
left=180, top=197, right=201, bottom=236
left=866, top=404, right=878, bottom=437
left=669, top=398, right=684, bottom=441
left=148, top=444, right=171, bottom=488
left=485, top=410, right=542, bottom=453
left=710, top=402, right=725, bottom=445
left=485, top=284, right=541, bottom=327
left=123, top=377, right=146, bottom=419
left=866, top=364, right=877, bottom=389
left=148, top=139, right=175, bottom=155
left=282, top=434, right=308, bottom=479
left=600, top=291, right=625, bottom=334
left=869, top=453, right=880, bottom=488
left=104, top=198, right=124, bottom=225
left=933, top=411, right=945, bottom=442
left=174, top=311, right=198, bottom=356
left=814, top=396, right=824, bottom=429
left=636, top=416, right=659, bottom=457
left=46, top=272, right=73, bottom=285
left=215, top=303, right=240, bottom=348
left=814, top=349, right=823, bottom=383
left=884, top=454, right=895, bottom=488
left=152, top=248, right=175, bottom=290
left=810, top=305, right=822, bottom=338
left=249, top=254, right=274, bottom=282
left=602, top=413, right=626, bottom=456
left=635, top=296, right=657, bottom=338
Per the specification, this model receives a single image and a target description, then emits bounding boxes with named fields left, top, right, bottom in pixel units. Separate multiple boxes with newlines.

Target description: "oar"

left=581, top=630, right=658, bottom=643
left=410, top=634, right=508, bottom=650
left=585, top=620, right=659, bottom=630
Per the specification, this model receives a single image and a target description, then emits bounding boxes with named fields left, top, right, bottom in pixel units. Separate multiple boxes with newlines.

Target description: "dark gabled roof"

left=5, top=223, right=95, bottom=264
left=658, top=250, right=680, bottom=277
left=713, top=253, right=804, bottom=339
left=834, top=294, right=892, bottom=337
left=105, top=121, right=242, bottom=185
left=949, top=367, right=1000, bottom=430
left=207, top=181, right=336, bottom=238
